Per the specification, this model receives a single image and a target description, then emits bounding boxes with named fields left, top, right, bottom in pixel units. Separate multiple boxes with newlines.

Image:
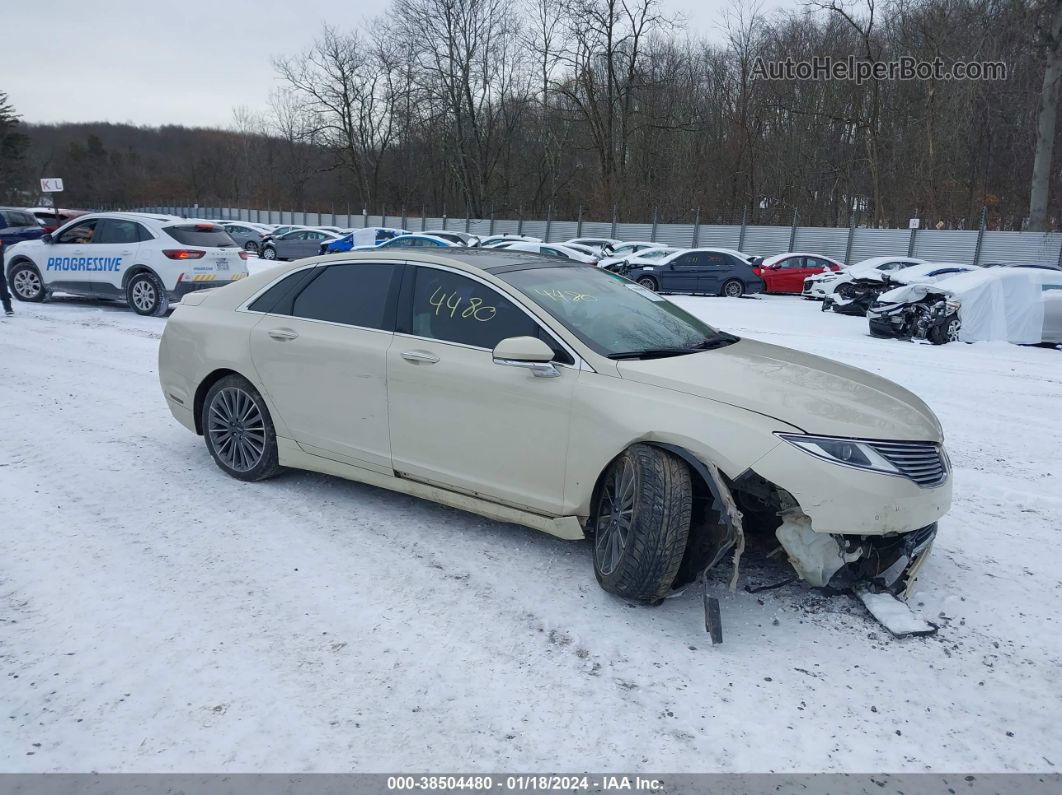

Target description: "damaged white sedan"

left=158, top=250, right=952, bottom=638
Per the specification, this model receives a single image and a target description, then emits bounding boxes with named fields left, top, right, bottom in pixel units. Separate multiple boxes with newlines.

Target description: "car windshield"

left=500, top=266, right=737, bottom=358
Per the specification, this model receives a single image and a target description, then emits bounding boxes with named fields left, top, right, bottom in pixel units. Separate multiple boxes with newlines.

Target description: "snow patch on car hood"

left=616, top=338, right=943, bottom=441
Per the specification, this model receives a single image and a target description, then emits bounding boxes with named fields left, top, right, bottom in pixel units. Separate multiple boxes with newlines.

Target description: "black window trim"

left=394, top=261, right=585, bottom=370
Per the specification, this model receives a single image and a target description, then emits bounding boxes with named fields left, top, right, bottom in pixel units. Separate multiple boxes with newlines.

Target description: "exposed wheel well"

left=587, top=442, right=740, bottom=592
left=193, top=368, right=241, bottom=435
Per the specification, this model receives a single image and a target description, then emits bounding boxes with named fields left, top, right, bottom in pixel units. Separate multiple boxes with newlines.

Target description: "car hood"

left=616, top=338, right=942, bottom=442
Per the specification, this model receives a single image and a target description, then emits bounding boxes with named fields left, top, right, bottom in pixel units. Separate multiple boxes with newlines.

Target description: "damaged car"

left=824, top=262, right=974, bottom=316
left=159, top=250, right=952, bottom=638
left=803, top=255, right=927, bottom=300
left=867, top=265, right=1062, bottom=345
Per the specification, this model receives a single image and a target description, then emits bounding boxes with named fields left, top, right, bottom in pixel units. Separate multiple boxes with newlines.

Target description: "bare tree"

left=1029, top=0, right=1062, bottom=230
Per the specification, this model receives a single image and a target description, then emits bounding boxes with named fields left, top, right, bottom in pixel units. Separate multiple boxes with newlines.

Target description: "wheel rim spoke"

left=208, top=387, right=266, bottom=472
left=595, top=461, right=637, bottom=576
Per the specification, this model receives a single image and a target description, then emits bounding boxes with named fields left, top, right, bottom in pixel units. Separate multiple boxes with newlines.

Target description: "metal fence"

left=136, top=205, right=1062, bottom=267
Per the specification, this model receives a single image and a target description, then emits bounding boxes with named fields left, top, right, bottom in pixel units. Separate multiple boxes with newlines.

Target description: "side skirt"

left=277, top=437, right=586, bottom=541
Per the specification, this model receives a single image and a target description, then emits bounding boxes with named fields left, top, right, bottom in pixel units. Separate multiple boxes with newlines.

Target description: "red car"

left=30, top=208, right=89, bottom=234
left=753, top=252, right=845, bottom=294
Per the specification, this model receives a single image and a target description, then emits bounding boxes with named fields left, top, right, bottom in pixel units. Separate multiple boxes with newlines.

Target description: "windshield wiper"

left=686, top=334, right=738, bottom=350
left=607, top=347, right=697, bottom=360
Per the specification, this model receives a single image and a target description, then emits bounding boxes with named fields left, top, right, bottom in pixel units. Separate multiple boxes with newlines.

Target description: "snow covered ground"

left=1, top=282, right=1060, bottom=774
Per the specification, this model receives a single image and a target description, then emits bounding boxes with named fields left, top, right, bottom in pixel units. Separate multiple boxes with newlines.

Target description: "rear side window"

left=95, top=219, right=146, bottom=244
left=288, top=263, right=400, bottom=330
left=3, top=211, right=38, bottom=227
left=247, top=268, right=318, bottom=314
left=163, top=224, right=237, bottom=247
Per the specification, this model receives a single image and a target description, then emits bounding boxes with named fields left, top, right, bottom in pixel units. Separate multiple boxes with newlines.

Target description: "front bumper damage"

left=681, top=463, right=943, bottom=641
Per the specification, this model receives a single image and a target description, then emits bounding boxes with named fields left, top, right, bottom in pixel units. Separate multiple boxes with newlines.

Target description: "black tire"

left=591, top=444, right=692, bottom=602
left=927, top=313, right=960, bottom=345
left=835, top=283, right=856, bottom=299
left=126, top=271, right=169, bottom=317
left=262, top=246, right=277, bottom=260
left=244, top=240, right=259, bottom=254
left=637, top=276, right=658, bottom=291
left=9, top=261, right=46, bottom=302
left=721, top=279, right=744, bottom=298
left=201, top=374, right=282, bottom=482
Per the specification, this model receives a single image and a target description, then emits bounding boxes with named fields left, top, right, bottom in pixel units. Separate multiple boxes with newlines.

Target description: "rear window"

left=2, top=210, right=39, bottom=228
left=163, top=224, right=237, bottom=247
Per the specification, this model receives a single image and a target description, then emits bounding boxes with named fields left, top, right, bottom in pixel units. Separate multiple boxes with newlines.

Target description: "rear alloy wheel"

left=721, top=279, right=744, bottom=298
left=592, top=444, right=692, bottom=602
left=9, top=262, right=46, bottom=302
left=262, top=246, right=277, bottom=260
left=202, top=375, right=281, bottom=482
left=637, top=277, right=658, bottom=291
left=244, top=240, right=259, bottom=254
left=126, top=272, right=169, bottom=317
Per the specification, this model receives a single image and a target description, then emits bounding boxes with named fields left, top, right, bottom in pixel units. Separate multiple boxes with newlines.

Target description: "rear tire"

left=591, top=444, right=692, bottom=602
left=9, top=262, right=46, bottom=302
left=126, top=272, right=169, bottom=316
left=244, top=240, right=259, bottom=254
left=721, top=279, right=744, bottom=298
left=202, top=375, right=282, bottom=482
left=637, top=276, right=658, bottom=291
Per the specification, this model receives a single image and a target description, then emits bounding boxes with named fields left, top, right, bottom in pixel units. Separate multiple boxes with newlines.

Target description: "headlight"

left=776, top=433, right=901, bottom=475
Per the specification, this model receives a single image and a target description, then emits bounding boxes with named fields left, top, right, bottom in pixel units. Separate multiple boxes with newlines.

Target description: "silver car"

left=222, top=223, right=272, bottom=254
left=261, top=229, right=340, bottom=261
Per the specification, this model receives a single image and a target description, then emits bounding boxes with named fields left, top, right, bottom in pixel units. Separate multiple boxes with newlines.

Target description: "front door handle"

left=401, top=350, right=440, bottom=364
left=268, top=328, right=299, bottom=341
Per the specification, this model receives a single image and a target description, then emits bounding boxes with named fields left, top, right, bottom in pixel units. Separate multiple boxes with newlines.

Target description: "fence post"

left=382, top=210, right=388, bottom=229
left=844, top=210, right=857, bottom=264
left=738, top=207, right=748, bottom=251
left=401, top=207, right=407, bottom=231
left=421, top=206, right=427, bottom=232
left=545, top=205, right=553, bottom=242
left=465, top=205, right=471, bottom=234
left=489, top=206, right=495, bottom=235
left=972, top=207, right=988, bottom=266
left=577, top=205, right=583, bottom=238
left=518, top=208, right=524, bottom=236
left=610, top=203, right=618, bottom=239
left=908, top=223, right=918, bottom=257
left=650, top=207, right=658, bottom=242
left=788, top=208, right=799, bottom=251
left=692, top=208, right=700, bottom=247
left=362, top=207, right=368, bottom=229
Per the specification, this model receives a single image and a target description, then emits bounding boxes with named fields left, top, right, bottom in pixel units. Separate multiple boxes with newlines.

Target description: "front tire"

left=9, top=262, right=46, bottom=302
left=637, top=276, right=658, bottom=291
left=927, top=314, right=960, bottom=345
left=592, top=444, right=692, bottom=602
left=835, top=283, right=856, bottom=300
left=721, top=279, right=744, bottom=298
left=262, top=246, right=277, bottom=260
left=202, top=375, right=281, bottom=482
left=126, top=272, right=169, bottom=316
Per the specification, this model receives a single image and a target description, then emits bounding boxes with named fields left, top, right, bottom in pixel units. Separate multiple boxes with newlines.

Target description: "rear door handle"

left=268, top=328, right=299, bottom=341
left=401, top=350, right=440, bottom=364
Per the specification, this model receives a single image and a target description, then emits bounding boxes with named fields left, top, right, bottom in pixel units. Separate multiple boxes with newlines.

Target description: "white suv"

left=3, top=212, right=250, bottom=316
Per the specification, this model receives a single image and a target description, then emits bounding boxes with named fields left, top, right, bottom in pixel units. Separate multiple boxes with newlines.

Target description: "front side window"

left=289, top=263, right=400, bottom=329
left=500, top=266, right=735, bottom=358
left=779, top=257, right=804, bottom=269
left=57, top=220, right=98, bottom=244
left=404, top=266, right=569, bottom=361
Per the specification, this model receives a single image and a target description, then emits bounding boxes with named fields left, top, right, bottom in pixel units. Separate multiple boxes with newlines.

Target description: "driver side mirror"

left=492, top=336, right=559, bottom=378
left=42, top=233, right=53, bottom=244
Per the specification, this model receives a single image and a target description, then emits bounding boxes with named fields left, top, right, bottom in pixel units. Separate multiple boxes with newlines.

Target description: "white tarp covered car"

left=868, top=266, right=1062, bottom=344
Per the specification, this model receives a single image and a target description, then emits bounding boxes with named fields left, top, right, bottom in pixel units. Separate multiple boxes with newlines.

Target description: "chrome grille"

left=869, top=441, right=948, bottom=486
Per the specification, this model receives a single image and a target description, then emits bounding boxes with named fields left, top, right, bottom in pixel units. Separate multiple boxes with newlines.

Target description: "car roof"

left=298, top=247, right=586, bottom=275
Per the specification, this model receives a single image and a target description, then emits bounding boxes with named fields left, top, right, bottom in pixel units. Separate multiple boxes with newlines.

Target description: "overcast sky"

left=1, top=0, right=797, bottom=129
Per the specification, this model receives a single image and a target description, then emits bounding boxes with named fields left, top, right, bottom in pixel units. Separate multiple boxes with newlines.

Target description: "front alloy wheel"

left=262, top=246, right=277, bottom=260
left=592, top=444, right=692, bottom=602
left=10, top=263, right=45, bottom=302
left=637, top=277, right=657, bottom=291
